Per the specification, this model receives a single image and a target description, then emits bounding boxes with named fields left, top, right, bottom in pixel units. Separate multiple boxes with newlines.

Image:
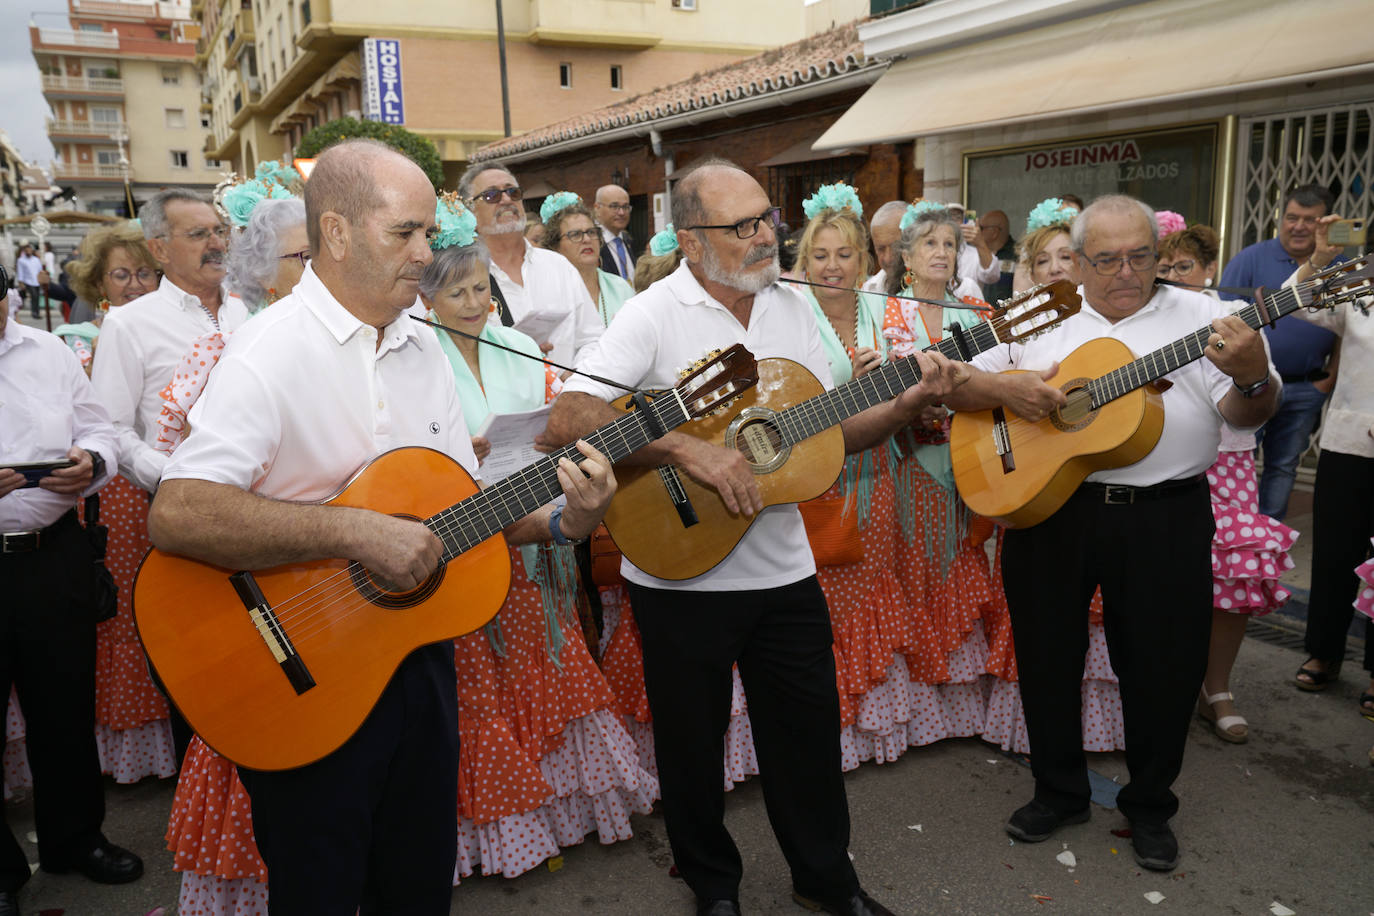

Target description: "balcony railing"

left=52, top=162, right=125, bottom=180
left=36, top=28, right=120, bottom=49
left=41, top=74, right=125, bottom=94
left=47, top=118, right=125, bottom=138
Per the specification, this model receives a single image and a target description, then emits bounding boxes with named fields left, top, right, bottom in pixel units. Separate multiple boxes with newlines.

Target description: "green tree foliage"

left=295, top=117, right=443, bottom=189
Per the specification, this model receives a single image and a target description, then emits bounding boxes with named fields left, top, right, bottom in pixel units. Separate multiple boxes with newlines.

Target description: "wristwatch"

left=548, top=506, right=588, bottom=546
left=84, top=449, right=107, bottom=481
left=1234, top=375, right=1272, bottom=399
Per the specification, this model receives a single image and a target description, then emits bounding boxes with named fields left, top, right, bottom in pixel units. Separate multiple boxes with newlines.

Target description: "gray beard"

left=700, top=242, right=780, bottom=294
left=482, top=213, right=525, bottom=235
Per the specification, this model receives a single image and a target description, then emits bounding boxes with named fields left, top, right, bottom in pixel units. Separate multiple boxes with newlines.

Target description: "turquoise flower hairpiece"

left=254, top=160, right=301, bottom=188
left=648, top=224, right=678, bottom=257
left=1025, top=197, right=1076, bottom=234
left=432, top=193, right=478, bottom=251
left=222, top=180, right=268, bottom=227
left=802, top=182, right=863, bottom=221
left=899, top=199, right=947, bottom=232
left=539, top=191, right=582, bottom=224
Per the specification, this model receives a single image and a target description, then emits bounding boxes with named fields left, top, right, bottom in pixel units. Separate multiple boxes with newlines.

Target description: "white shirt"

left=91, top=276, right=249, bottom=492
left=959, top=244, right=1000, bottom=286
left=486, top=240, right=603, bottom=368
left=0, top=317, right=117, bottom=530
left=164, top=264, right=477, bottom=500
left=1285, top=270, right=1374, bottom=458
left=43, top=250, right=56, bottom=276
left=600, top=226, right=636, bottom=278
left=15, top=253, right=41, bottom=286
left=564, top=259, right=832, bottom=592
left=970, top=284, right=1278, bottom=486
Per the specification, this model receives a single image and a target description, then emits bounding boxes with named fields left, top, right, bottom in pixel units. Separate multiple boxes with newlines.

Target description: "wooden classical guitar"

left=132, top=345, right=758, bottom=771
left=950, top=258, right=1374, bottom=528
left=601, top=280, right=1082, bottom=580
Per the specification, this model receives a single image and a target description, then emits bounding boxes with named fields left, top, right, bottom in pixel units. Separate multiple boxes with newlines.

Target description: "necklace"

left=821, top=294, right=860, bottom=355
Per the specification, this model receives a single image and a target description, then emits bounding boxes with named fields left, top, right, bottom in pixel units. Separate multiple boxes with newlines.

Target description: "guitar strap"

left=488, top=276, right=515, bottom=327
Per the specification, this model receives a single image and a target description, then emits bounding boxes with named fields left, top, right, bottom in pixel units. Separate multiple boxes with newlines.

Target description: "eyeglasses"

left=470, top=186, right=522, bottom=204
left=560, top=228, right=599, bottom=243
left=164, top=226, right=231, bottom=243
left=106, top=267, right=157, bottom=285
left=1157, top=259, right=1196, bottom=277
left=601, top=202, right=632, bottom=212
left=686, top=207, right=782, bottom=240
left=278, top=249, right=311, bottom=267
left=1081, top=251, right=1157, bottom=276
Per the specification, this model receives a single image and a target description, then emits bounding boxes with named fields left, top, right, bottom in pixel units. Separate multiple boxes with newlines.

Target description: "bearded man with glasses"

left=949, top=194, right=1281, bottom=873
left=457, top=161, right=602, bottom=367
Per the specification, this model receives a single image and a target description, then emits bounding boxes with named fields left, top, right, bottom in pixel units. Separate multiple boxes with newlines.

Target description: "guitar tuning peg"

left=678, top=366, right=693, bottom=380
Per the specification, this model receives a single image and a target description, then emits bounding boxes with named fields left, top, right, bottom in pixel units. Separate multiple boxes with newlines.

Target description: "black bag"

left=83, top=494, right=119, bottom=623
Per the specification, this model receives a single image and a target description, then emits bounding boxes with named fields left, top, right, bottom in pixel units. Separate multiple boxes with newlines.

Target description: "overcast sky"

left=2, top=0, right=81, bottom=167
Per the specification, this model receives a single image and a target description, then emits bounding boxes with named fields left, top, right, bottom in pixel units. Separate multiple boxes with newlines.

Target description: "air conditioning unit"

left=671, top=0, right=697, bottom=9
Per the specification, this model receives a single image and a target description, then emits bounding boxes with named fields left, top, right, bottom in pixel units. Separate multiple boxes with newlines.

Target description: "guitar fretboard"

left=1088, top=284, right=1306, bottom=409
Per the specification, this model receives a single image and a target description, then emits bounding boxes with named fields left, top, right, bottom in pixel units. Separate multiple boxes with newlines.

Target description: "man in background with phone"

left=0, top=288, right=143, bottom=915
left=1220, top=183, right=1342, bottom=520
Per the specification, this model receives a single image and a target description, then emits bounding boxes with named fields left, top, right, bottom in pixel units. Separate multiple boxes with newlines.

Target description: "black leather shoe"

left=1005, top=799, right=1090, bottom=842
left=0, top=890, right=19, bottom=916
left=792, top=888, right=897, bottom=916
left=42, top=840, right=143, bottom=884
left=1130, top=821, right=1180, bottom=871
left=697, top=900, right=742, bottom=916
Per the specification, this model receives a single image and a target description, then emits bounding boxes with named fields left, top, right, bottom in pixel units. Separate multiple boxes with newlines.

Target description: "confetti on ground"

left=987, top=759, right=1000, bottom=764
left=907, top=824, right=923, bottom=832
left=1003, top=863, right=1015, bottom=869
left=1144, top=891, right=1166, bottom=904
left=1110, top=848, right=1119, bottom=855
left=1269, top=903, right=1296, bottom=916
left=1111, top=827, right=1133, bottom=838
left=547, top=855, right=564, bottom=873
left=1030, top=894, right=1053, bottom=904
left=1056, top=851, right=1077, bottom=867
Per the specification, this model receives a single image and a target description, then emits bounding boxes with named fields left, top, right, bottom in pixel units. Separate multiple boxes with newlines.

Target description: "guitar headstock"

left=675, top=343, right=759, bottom=420
left=988, top=279, right=1082, bottom=343
left=1306, top=255, right=1374, bottom=313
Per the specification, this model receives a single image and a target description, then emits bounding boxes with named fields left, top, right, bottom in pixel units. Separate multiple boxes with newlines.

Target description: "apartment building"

left=31, top=0, right=224, bottom=215
left=195, top=0, right=818, bottom=185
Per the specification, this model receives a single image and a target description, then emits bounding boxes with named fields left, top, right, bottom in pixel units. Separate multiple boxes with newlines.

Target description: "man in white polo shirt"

left=953, top=194, right=1280, bottom=872
left=458, top=160, right=603, bottom=367
left=149, top=139, right=616, bottom=915
left=547, top=159, right=965, bottom=916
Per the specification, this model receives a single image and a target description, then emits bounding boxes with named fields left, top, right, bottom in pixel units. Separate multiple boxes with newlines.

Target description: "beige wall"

left=804, top=0, right=868, bottom=36
left=123, top=56, right=222, bottom=184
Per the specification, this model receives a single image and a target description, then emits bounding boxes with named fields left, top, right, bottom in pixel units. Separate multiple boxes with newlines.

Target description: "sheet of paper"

left=475, top=404, right=553, bottom=484
left=512, top=309, right=565, bottom=346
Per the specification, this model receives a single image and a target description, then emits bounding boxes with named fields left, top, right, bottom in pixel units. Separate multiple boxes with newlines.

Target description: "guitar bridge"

left=656, top=465, right=699, bottom=528
left=992, top=406, right=1016, bottom=474
left=230, top=571, right=316, bottom=695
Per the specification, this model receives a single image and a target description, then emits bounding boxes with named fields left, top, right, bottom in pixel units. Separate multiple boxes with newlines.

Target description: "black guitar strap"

left=488, top=276, right=515, bottom=327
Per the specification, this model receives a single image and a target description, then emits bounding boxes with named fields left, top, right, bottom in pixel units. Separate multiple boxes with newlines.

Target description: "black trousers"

left=628, top=577, right=859, bottom=903
left=1002, top=479, right=1213, bottom=825
left=0, top=512, right=107, bottom=892
left=1303, top=449, right=1374, bottom=672
left=237, top=643, right=459, bottom=916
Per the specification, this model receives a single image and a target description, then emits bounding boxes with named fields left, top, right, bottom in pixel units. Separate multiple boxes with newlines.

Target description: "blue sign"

left=362, top=38, right=405, bottom=125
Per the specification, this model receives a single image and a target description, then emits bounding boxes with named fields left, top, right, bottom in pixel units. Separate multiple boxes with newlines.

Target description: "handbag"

left=589, top=523, right=625, bottom=587
left=798, top=493, right=865, bottom=567
left=83, top=494, right=119, bottom=623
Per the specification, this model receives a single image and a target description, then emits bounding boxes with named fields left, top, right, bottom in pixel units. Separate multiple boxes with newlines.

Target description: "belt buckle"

left=1, top=531, right=39, bottom=553
left=1102, top=485, right=1134, bottom=505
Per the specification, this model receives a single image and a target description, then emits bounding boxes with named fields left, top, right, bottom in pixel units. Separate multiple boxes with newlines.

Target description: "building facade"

left=194, top=0, right=830, bottom=183
left=30, top=0, right=223, bottom=216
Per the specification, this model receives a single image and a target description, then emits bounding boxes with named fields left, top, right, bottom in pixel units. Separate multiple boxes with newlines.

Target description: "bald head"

left=305, top=138, right=424, bottom=253
left=594, top=183, right=631, bottom=232
left=670, top=158, right=752, bottom=231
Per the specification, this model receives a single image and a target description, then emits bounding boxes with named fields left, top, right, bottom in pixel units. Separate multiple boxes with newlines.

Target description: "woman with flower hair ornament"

left=1010, top=197, right=1080, bottom=295
left=540, top=192, right=634, bottom=326
left=419, top=193, right=658, bottom=881
left=631, top=225, right=683, bottom=292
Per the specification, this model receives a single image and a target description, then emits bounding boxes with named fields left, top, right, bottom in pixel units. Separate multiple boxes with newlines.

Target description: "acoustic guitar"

left=601, top=280, right=1083, bottom=580
left=950, top=258, right=1374, bottom=528
left=132, top=345, right=758, bottom=771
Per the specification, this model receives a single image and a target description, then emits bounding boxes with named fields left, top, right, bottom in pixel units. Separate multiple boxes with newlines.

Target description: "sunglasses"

left=470, top=186, right=523, bottom=204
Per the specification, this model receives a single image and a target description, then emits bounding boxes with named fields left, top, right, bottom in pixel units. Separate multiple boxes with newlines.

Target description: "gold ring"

left=1214, top=339, right=1226, bottom=351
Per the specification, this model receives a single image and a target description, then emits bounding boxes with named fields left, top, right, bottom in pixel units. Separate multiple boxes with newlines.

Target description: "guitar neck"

left=425, top=393, right=686, bottom=560
left=775, top=318, right=1002, bottom=446
left=1087, top=284, right=1306, bottom=409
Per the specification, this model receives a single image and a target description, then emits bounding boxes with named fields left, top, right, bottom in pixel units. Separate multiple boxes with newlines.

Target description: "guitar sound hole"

left=1049, top=380, right=1099, bottom=432
left=737, top=418, right=782, bottom=466
left=348, top=512, right=446, bottom=610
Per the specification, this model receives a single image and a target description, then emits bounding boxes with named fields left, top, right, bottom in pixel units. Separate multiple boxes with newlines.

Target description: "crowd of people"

left=0, top=136, right=1369, bottom=916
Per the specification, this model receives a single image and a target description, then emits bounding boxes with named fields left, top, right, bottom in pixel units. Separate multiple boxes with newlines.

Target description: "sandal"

left=1360, top=693, right=1374, bottom=722
left=1197, top=691, right=1248, bottom=743
left=1294, top=658, right=1340, bottom=692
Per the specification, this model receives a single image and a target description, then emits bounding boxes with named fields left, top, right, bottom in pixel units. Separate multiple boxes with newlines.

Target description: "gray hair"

left=418, top=239, right=492, bottom=299
left=670, top=157, right=741, bottom=235
left=1070, top=195, right=1158, bottom=252
left=227, top=198, right=306, bottom=311
left=886, top=207, right=965, bottom=296
left=457, top=160, right=516, bottom=199
left=871, top=200, right=908, bottom=228
left=139, top=188, right=212, bottom=240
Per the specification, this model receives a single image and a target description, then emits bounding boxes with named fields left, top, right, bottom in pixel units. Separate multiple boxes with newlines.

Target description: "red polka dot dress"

left=1208, top=432, right=1297, bottom=614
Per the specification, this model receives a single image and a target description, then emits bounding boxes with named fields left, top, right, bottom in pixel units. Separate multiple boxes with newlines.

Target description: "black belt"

left=0, top=509, right=78, bottom=555
left=1078, top=475, right=1205, bottom=506
left=1280, top=369, right=1329, bottom=383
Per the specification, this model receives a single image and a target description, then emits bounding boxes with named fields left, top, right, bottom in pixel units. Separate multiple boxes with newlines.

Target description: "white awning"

left=815, top=0, right=1374, bottom=149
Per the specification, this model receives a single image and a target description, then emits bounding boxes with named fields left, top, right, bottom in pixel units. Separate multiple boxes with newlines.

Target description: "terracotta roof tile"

left=473, top=22, right=876, bottom=161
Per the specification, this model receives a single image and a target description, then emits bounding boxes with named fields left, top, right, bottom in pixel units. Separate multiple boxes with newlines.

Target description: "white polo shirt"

left=970, top=284, right=1278, bottom=487
left=564, top=259, right=832, bottom=592
left=92, top=275, right=249, bottom=491
left=487, top=240, right=604, bottom=368
left=163, top=264, right=476, bottom=501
